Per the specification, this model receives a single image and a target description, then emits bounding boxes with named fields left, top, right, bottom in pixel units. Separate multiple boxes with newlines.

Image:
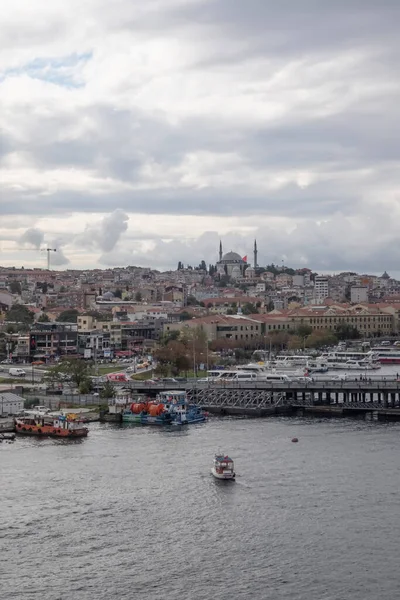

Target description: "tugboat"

left=122, top=391, right=206, bottom=426
left=15, top=412, right=89, bottom=438
left=211, top=455, right=236, bottom=480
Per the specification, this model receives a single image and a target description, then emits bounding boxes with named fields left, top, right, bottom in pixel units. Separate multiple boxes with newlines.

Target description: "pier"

left=126, top=380, right=400, bottom=419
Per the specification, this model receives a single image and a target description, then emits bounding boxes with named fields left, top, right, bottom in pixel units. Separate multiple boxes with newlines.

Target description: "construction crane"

left=41, top=247, right=57, bottom=270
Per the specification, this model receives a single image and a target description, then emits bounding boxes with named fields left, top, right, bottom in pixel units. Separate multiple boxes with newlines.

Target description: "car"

left=159, top=377, right=178, bottom=383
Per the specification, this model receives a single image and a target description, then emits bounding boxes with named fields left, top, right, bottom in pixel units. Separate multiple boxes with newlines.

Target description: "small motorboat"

left=211, top=454, right=235, bottom=480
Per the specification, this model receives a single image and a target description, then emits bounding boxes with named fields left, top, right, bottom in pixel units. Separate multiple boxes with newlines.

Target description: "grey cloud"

left=98, top=214, right=400, bottom=274
left=20, top=227, right=44, bottom=249
left=1, top=0, right=400, bottom=272
left=76, top=209, right=129, bottom=252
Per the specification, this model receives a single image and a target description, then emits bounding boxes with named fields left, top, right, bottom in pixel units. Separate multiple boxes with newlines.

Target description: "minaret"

left=254, top=239, right=258, bottom=269
left=219, top=240, right=223, bottom=262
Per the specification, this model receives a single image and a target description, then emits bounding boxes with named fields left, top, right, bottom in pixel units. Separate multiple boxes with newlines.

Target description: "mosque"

left=216, top=240, right=258, bottom=279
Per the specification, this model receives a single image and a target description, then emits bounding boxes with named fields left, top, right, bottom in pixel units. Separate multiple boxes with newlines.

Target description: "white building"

left=350, top=286, right=369, bottom=303
left=314, top=276, right=329, bottom=304
left=0, top=392, right=24, bottom=416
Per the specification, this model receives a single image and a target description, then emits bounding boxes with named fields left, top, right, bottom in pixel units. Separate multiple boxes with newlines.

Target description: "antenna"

left=41, top=248, right=57, bottom=270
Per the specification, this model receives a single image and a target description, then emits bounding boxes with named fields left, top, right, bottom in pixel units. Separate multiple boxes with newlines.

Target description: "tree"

left=135, top=291, right=143, bottom=302
left=177, top=261, right=184, bottom=270
left=38, top=313, right=50, bottom=323
left=100, top=381, right=116, bottom=399
left=58, top=309, right=79, bottom=323
left=242, top=303, right=258, bottom=315
left=295, top=325, right=313, bottom=338
left=114, top=289, right=122, bottom=299
left=9, top=281, right=21, bottom=295
left=186, top=295, right=198, bottom=306
left=199, top=260, right=207, bottom=271
left=79, top=378, right=93, bottom=394
left=335, top=323, right=361, bottom=340
left=287, top=335, right=303, bottom=350
left=160, top=330, right=180, bottom=345
left=180, top=311, right=192, bottom=321
left=306, top=330, right=337, bottom=348
left=53, top=358, right=93, bottom=387
left=5, top=305, right=34, bottom=325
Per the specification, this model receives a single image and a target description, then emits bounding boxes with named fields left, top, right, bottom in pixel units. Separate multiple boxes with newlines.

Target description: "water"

left=1, top=418, right=400, bottom=600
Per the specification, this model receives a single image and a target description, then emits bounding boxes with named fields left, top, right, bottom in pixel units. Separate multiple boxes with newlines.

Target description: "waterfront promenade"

left=21, top=378, right=400, bottom=421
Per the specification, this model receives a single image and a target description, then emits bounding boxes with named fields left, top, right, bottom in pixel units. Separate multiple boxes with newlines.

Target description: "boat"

left=15, top=412, right=89, bottom=438
left=121, top=391, right=206, bottom=426
left=320, top=351, right=380, bottom=370
left=211, top=455, right=235, bottom=480
left=370, top=347, right=400, bottom=364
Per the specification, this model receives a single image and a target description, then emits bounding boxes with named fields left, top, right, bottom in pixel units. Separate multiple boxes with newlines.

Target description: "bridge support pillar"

left=383, top=392, right=388, bottom=408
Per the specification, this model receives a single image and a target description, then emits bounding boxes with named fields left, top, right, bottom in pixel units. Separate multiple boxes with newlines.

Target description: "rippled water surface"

left=2, top=417, right=400, bottom=600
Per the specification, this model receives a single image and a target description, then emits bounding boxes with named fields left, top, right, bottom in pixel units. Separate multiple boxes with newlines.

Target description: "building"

left=0, top=392, right=24, bottom=416
left=163, top=315, right=263, bottom=342
left=350, top=286, right=369, bottom=303
left=314, top=276, right=329, bottom=304
left=285, top=304, right=394, bottom=337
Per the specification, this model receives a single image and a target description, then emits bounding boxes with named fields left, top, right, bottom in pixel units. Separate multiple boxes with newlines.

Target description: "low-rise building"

left=0, top=392, right=24, bottom=416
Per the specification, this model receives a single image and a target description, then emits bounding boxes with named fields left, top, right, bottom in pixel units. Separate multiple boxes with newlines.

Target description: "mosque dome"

left=220, top=251, right=244, bottom=263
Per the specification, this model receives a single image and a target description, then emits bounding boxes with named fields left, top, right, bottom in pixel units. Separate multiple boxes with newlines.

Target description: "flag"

left=242, top=255, right=247, bottom=262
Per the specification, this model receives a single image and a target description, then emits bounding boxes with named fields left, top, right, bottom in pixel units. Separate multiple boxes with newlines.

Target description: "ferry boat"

left=211, top=455, right=235, bottom=480
left=320, top=351, right=380, bottom=370
left=15, top=412, right=88, bottom=438
left=268, top=355, right=315, bottom=369
left=371, top=347, right=400, bottom=364
left=122, top=391, right=206, bottom=426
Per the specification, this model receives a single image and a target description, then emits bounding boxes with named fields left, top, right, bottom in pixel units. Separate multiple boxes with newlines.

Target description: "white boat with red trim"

left=211, top=454, right=236, bottom=480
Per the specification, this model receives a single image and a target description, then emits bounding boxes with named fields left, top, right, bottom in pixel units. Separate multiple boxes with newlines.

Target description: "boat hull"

left=211, top=468, right=235, bottom=480
left=15, top=422, right=88, bottom=438
left=379, top=358, right=400, bottom=364
left=122, top=413, right=206, bottom=425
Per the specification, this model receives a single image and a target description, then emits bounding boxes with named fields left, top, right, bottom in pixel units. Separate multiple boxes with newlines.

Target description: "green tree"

left=114, top=289, right=122, bottom=299
left=5, top=305, right=34, bottom=324
left=242, top=303, right=258, bottom=315
left=79, top=378, right=93, bottom=394
left=58, top=309, right=79, bottom=322
left=100, top=381, right=116, bottom=399
left=160, top=330, right=180, bottom=345
left=186, top=295, right=198, bottom=306
left=38, top=313, right=50, bottom=323
left=295, top=324, right=313, bottom=338
left=9, top=281, right=22, bottom=295
left=335, top=323, right=360, bottom=340
left=54, top=358, right=93, bottom=387
left=135, top=291, right=143, bottom=302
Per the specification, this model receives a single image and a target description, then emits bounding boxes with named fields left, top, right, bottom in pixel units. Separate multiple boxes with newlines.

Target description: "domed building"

left=216, top=242, right=247, bottom=279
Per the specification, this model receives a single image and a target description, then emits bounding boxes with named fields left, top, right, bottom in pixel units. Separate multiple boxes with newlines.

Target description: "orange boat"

left=15, top=413, right=88, bottom=438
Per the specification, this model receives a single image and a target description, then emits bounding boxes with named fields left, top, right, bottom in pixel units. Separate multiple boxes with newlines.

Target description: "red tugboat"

left=15, top=413, right=88, bottom=438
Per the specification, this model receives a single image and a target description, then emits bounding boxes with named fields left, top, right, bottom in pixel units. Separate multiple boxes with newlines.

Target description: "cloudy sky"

left=1, top=0, right=399, bottom=272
